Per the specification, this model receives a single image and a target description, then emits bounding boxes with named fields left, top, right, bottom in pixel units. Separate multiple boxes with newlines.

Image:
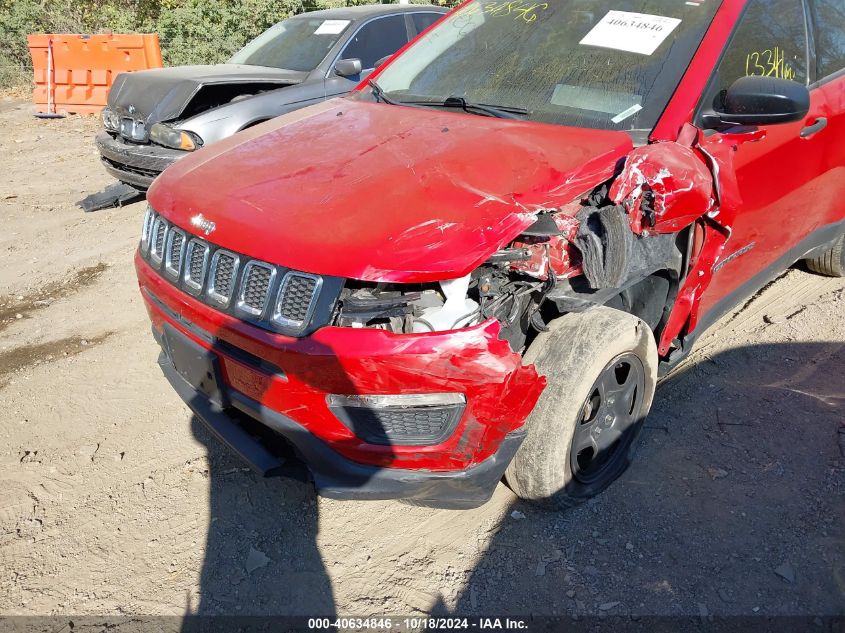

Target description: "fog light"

left=327, top=393, right=466, bottom=446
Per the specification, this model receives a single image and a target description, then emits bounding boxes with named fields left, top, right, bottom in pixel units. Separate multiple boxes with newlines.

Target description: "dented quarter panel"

left=148, top=98, right=632, bottom=283
left=137, top=253, right=546, bottom=469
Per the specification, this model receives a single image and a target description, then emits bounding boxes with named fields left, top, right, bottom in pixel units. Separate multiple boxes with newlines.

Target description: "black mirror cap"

left=335, top=58, right=363, bottom=78
left=703, top=75, right=810, bottom=128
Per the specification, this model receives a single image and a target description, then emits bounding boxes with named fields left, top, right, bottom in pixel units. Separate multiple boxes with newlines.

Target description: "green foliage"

left=0, top=0, right=459, bottom=88
left=154, top=0, right=305, bottom=66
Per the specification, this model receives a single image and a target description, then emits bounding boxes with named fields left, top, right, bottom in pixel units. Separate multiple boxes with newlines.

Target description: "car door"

left=806, top=0, right=845, bottom=229
left=324, top=15, right=410, bottom=98
left=695, top=0, right=832, bottom=318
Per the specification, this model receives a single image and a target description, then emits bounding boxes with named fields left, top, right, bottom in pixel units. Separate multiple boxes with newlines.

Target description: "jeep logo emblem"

left=190, top=214, right=216, bottom=236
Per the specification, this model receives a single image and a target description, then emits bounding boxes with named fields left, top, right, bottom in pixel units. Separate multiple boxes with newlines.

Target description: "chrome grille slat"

left=207, top=250, right=239, bottom=306
left=150, top=217, right=168, bottom=266
left=237, top=261, right=275, bottom=317
left=140, top=206, right=154, bottom=255
left=273, top=272, right=322, bottom=330
left=183, top=239, right=209, bottom=295
left=140, top=209, right=323, bottom=335
left=164, top=229, right=186, bottom=278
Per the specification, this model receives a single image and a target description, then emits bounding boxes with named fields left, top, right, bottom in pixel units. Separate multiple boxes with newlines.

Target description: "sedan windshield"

left=229, top=16, right=352, bottom=72
left=374, top=0, right=722, bottom=132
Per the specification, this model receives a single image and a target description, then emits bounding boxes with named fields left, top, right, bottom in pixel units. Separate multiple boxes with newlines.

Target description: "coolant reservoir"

left=412, top=275, right=479, bottom=333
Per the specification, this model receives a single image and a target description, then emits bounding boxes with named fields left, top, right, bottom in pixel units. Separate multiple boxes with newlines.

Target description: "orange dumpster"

left=28, top=33, right=163, bottom=116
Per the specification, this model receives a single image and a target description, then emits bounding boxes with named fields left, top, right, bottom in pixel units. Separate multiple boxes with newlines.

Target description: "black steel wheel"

left=570, top=353, right=645, bottom=485
left=505, top=307, right=658, bottom=509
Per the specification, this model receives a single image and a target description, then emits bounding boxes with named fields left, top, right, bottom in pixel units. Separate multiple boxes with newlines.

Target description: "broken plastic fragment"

left=77, top=182, right=144, bottom=212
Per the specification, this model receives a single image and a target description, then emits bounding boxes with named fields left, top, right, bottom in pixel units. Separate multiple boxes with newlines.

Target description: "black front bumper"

left=96, top=131, right=186, bottom=189
left=157, top=344, right=525, bottom=510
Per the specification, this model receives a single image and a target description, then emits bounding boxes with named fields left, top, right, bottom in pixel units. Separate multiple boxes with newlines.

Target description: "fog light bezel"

left=327, top=393, right=467, bottom=446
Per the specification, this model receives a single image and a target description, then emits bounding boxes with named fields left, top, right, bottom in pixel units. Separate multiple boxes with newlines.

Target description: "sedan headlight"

left=101, top=108, right=119, bottom=132
left=149, top=123, right=201, bottom=151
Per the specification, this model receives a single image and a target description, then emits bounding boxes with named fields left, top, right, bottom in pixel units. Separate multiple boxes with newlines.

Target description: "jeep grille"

left=139, top=207, right=329, bottom=336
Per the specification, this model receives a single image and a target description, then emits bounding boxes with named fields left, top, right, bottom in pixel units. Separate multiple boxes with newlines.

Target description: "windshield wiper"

left=366, top=85, right=526, bottom=119
left=367, top=80, right=399, bottom=106
left=409, top=96, right=528, bottom=119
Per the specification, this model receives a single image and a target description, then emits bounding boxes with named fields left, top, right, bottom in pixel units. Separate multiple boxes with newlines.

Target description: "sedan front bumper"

left=96, top=131, right=186, bottom=189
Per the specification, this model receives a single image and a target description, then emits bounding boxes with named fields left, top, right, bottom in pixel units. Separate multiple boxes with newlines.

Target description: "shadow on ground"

left=440, top=341, right=844, bottom=618
left=175, top=331, right=385, bottom=620
left=183, top=340, right=843, bottom=619
left=185, top=416, right=335, bottom=617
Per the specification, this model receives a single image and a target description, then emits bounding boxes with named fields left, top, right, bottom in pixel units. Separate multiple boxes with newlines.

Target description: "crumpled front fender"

left=610, top=142, right=714, bottom=234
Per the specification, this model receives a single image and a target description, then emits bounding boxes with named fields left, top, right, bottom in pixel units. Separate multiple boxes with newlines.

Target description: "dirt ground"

left=0, top=94, right=843, bottom=621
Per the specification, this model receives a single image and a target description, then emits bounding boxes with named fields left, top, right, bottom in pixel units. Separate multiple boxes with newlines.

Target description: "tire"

left=804, top=234, right=845, bottom=277
left=505, top=307, right=658, bottom=509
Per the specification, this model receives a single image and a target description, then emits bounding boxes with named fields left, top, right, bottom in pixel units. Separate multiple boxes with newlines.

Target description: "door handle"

left=800, top=117, right=827, bottom=138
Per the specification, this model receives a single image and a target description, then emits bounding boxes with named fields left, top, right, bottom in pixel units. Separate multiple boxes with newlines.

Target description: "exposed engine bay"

left=332, top=177, right=686, bottom=354
left=334, top=272, right=548, bottom=352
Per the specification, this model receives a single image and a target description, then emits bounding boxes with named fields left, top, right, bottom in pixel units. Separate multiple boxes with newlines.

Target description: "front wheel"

left=505, top=307, right=658, bottom=509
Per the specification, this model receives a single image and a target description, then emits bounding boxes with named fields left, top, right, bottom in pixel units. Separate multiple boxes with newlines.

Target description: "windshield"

left=374, top=0, right=722, bottom=131
left=229, top=16, right=352, bottom=72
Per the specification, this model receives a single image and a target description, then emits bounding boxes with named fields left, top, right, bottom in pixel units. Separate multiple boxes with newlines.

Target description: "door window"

left=411, top=12, right=443, bottom=36
left=809, top=0, right=845, bottom=80
left=709, top=0, right=808, bottom=110
left=340, top=15, right=409, bottom=70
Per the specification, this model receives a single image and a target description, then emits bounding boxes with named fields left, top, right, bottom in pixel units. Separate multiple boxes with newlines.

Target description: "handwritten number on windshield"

left=458, top=1, right=550, bottom=25
left=745, top=47, right=796, bottom=80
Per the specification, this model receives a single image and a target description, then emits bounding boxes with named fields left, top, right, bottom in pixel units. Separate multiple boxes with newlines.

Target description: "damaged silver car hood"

left=107, top=64, right=308, bottom=125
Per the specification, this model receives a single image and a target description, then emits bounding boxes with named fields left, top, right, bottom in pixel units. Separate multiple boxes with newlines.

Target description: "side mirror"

left=374, top=55, right=391, bottom=69
left=702, top=75, right=810, bottom=128
left=335, top=58, right=362, bottom=78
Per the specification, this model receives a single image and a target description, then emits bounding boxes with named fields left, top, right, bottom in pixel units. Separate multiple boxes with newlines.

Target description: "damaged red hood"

left=148, top=98, right=632, bottom=282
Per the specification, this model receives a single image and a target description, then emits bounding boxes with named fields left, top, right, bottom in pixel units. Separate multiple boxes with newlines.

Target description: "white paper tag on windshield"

left=579, top=11, right=681, bottom=55
left=314, top=20, right=350, bottom=35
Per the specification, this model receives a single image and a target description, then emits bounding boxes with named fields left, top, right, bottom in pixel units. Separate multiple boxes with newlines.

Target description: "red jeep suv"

left=136, top=0, right=844, bottom=509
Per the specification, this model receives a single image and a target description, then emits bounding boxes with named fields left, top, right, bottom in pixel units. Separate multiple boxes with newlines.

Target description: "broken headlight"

left=101, top=107, right=119, bottom=132
left=149, top=123, right=201, bottom=151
